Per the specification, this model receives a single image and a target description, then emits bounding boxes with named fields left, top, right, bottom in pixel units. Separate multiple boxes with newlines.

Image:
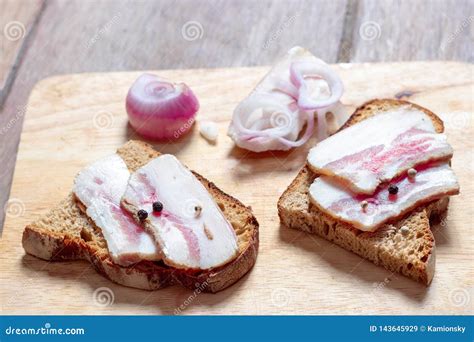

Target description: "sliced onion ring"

left=228, top=58, right=344, bottom=152
left=232, top=95, right=296, bottom=138
left=290, top=61, right=344, bottom=110
left=276, top=110, right=315, bottom=147
left=273, top=79, right=299, bottom=99
left=229, top=94, right=316, bottom=150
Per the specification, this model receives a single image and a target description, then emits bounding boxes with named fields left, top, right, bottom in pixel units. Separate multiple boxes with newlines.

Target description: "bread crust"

left=22, top=141, right=259, bottom=293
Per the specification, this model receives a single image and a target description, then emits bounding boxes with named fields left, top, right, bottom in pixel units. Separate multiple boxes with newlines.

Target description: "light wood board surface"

left=1, top=61, right=473, bottom=315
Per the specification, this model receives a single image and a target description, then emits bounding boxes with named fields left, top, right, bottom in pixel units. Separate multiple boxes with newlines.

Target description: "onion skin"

left=126, top=73, right=199, bottom=140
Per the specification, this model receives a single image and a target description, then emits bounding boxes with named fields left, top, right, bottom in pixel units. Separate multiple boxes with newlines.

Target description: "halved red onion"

left=126, top=73, right=199, bottom=140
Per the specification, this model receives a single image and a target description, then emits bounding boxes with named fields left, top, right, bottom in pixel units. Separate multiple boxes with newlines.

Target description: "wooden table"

left=0, top=0, right=472, bottom=230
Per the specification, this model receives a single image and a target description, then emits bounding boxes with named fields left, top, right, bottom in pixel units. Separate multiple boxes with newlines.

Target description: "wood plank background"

left=0, top=0, right=472, bottom=231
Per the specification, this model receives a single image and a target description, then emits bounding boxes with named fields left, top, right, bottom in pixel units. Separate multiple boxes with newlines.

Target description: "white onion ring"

left=273, top=79, right=299, bottom=99
left=290, top=61, right=344, bottom=110
left=276, top=110, right=315, bottom=147
left=228, top=59, right=344, bottom=151
left=231, top=95, right=296, bottom=138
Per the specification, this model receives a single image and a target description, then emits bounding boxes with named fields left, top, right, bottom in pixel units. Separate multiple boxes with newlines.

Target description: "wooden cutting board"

left=1, top=62, right=473, bottom=315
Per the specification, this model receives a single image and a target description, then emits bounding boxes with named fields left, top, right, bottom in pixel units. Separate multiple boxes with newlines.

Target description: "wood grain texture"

left=1, top=0, right=473, bottom=231
left=0, top=0, right=347, bottom=231
left=0, top=62, right=472, bottom=315
left=0, top=0, right=44, bottom=103
left=9, top=0, right=346, bottom=73
left=346, top=0, right=474, bottom=62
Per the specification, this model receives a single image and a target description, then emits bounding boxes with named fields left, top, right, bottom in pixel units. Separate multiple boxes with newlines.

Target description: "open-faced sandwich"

left=22, top=140, right=259, bottom=292
left=278, top=99, right=459, bottom=285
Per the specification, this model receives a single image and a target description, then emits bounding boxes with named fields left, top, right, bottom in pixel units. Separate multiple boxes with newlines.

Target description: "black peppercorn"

left=137, top=209, right=148, bottom=220
left=153, top=201, right=163, bottom=212
left=388, top=184, right=399, bottom=195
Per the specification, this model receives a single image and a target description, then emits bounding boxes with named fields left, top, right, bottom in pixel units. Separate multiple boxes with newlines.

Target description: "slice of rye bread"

left=22, top=140, right=259, bottom=293
left=278, top=99, right=451, bottom=285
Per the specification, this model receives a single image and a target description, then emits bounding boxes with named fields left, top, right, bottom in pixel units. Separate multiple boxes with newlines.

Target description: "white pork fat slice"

left=307, top=109, right=453, bottom=194
left=121, top=154, right=239, bottom=270
left=309, top=162, right=459, bottom=231
left=73, top=154, right=160, bottom=266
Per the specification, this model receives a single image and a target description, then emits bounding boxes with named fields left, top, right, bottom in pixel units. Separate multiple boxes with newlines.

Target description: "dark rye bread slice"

left=278, top=99, right=449, bottom=285
left=22, top=140, right=259, bottom=293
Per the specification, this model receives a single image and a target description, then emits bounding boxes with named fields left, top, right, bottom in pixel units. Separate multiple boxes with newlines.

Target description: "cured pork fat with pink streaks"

left=309, top=162, right=459, bottom=231
left=73, top=154, right=160, bottom=266
left=121, top=154, right=238, bottom=270
left=307, top=109, right=453, bottom=194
